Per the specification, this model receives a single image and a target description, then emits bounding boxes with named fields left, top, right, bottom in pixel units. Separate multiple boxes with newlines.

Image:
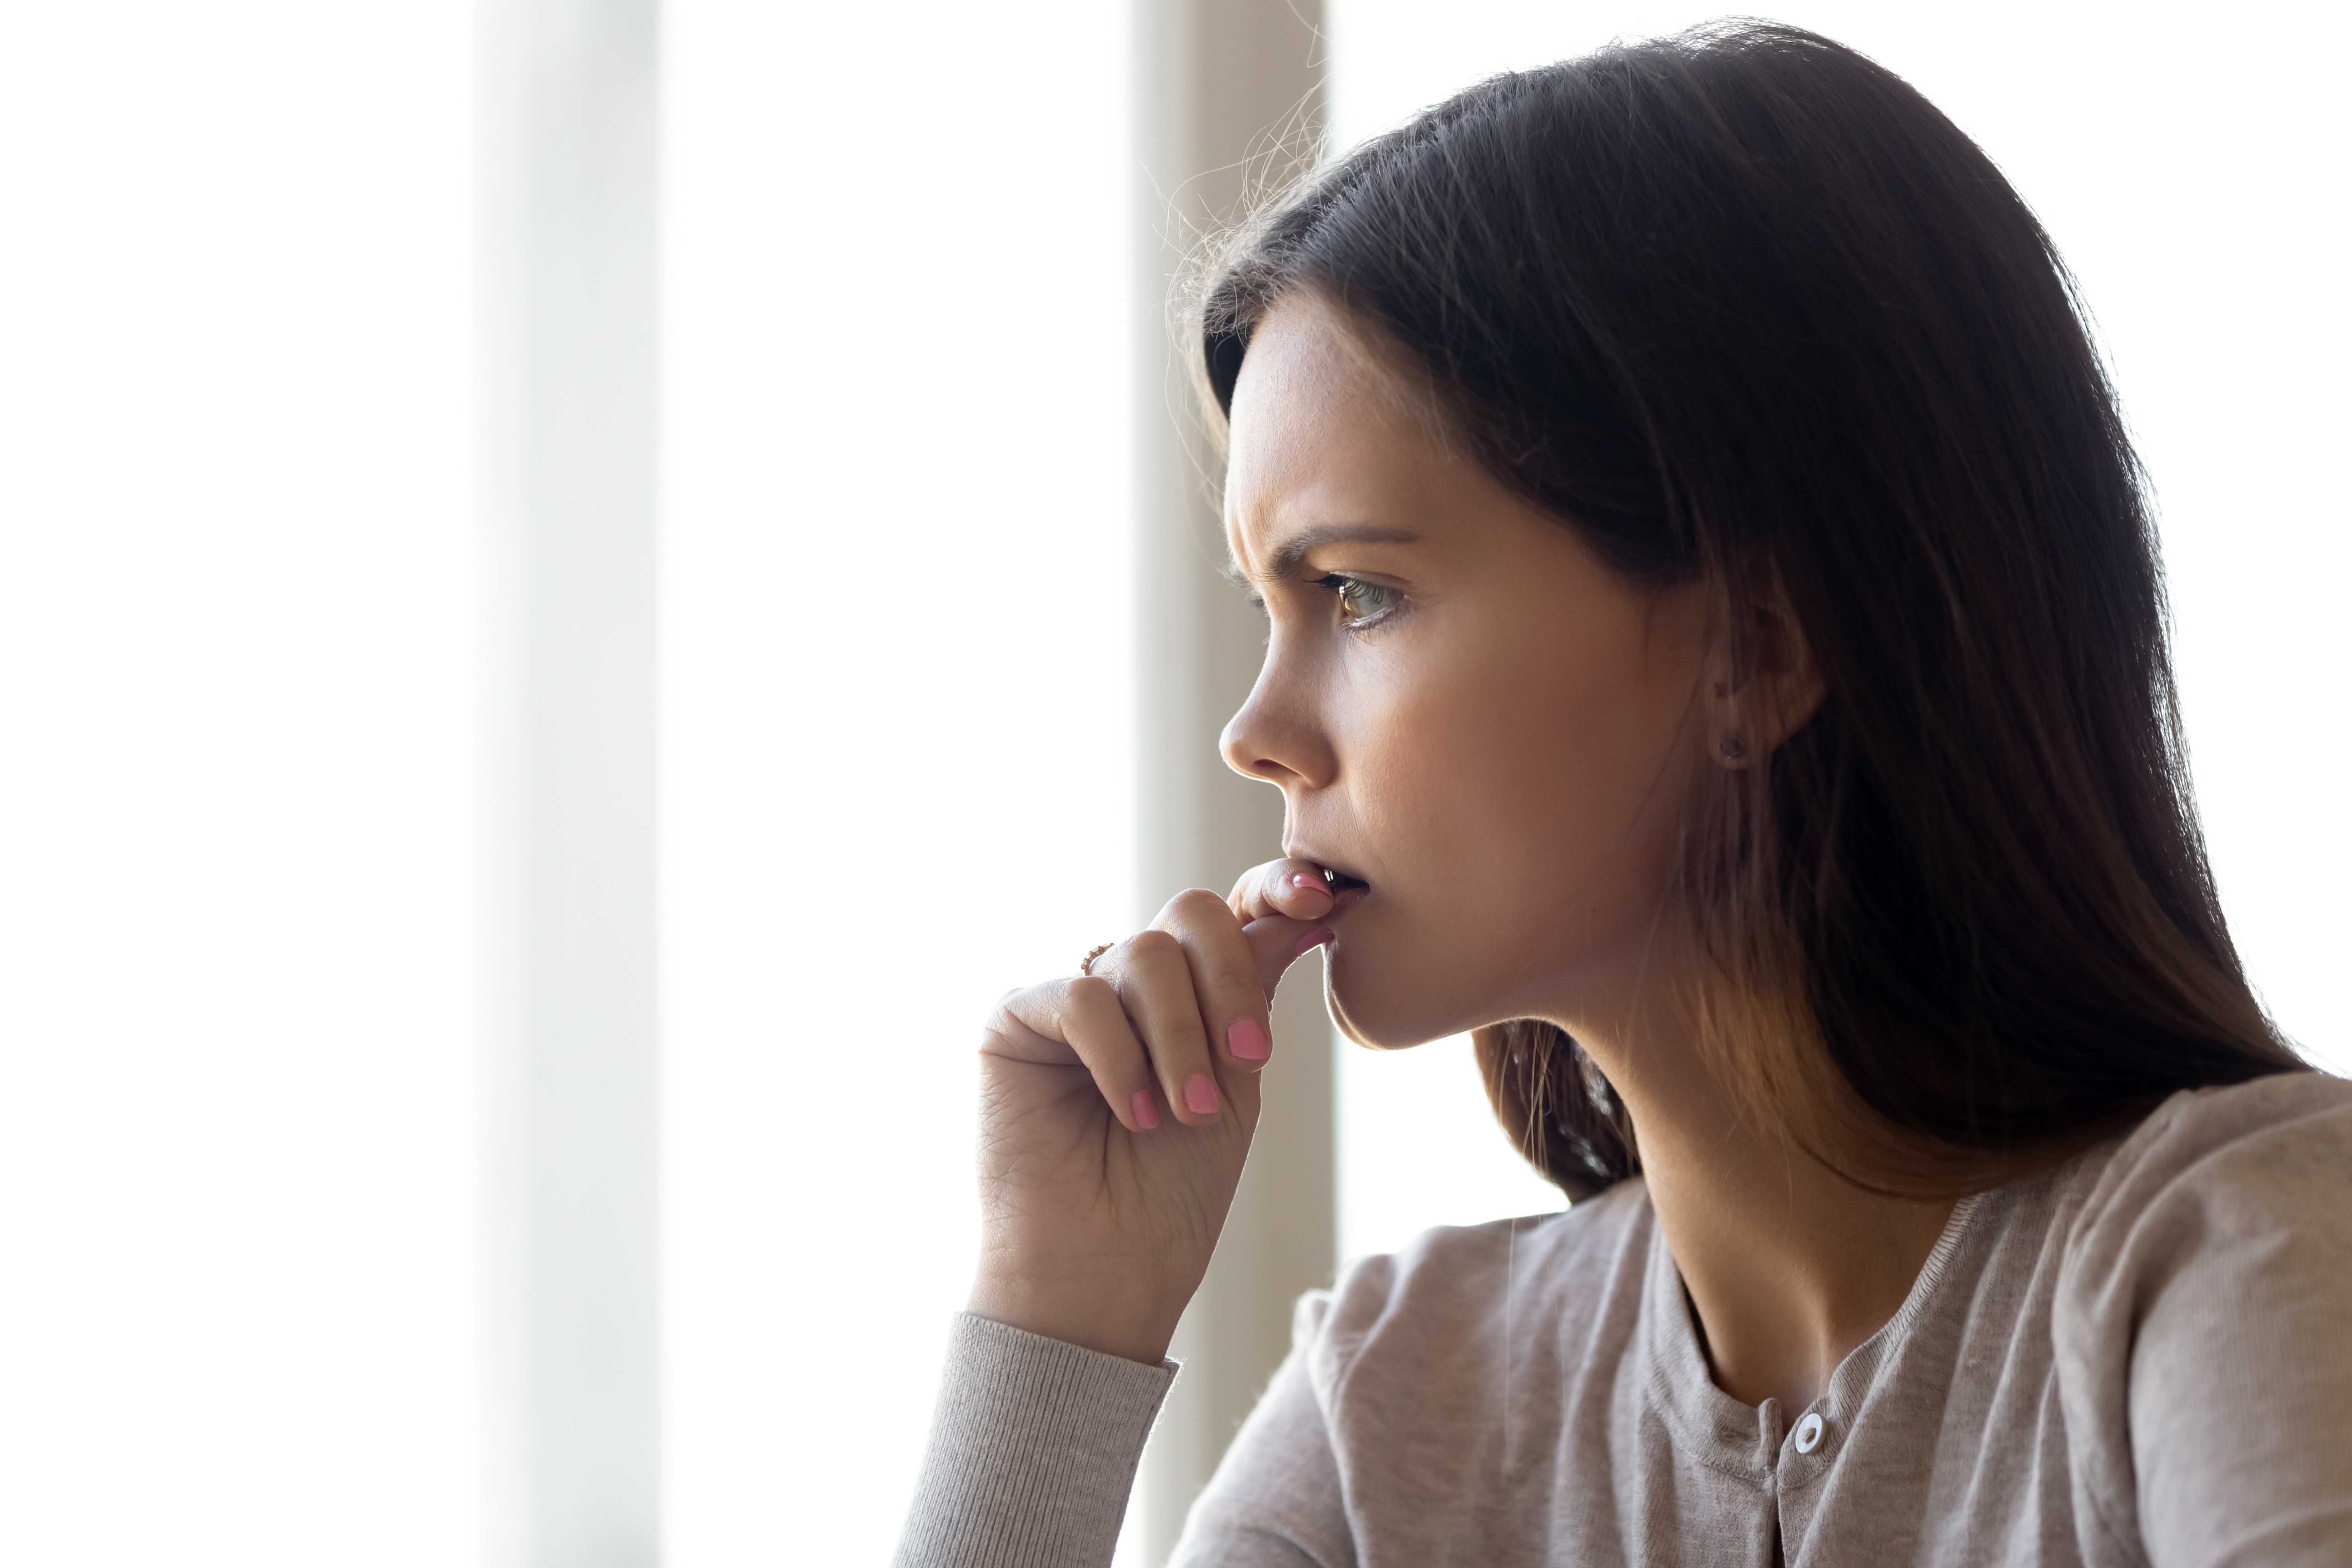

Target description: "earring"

left=1716, top=727, right=1749, bottom=766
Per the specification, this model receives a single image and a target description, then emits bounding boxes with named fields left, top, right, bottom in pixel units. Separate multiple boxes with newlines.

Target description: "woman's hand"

left=967, top=860, right=1339, bottom=1365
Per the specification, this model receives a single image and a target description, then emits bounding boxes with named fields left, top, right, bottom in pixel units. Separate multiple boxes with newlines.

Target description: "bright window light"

left=0, top=5, right=476, bottom=1564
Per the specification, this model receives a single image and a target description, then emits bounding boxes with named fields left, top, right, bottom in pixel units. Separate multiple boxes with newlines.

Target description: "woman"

left=897, top=23, right=2350, bottom=1567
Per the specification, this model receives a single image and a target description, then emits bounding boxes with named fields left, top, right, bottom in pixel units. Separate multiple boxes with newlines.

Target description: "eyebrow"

left=1232, top=524, right=1421, bottom=585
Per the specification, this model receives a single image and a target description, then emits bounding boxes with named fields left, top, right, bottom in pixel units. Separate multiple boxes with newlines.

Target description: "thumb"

left=1241, top=913, right=1334, bottom=1001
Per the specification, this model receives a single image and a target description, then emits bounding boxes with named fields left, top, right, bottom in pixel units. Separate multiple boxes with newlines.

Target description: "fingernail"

left=1183, top=1074, right=1220, bottom=1116
left=1293, top=924, right=1333, bottom=956
left=1227, top=1017, right=1271, bottom=1061
left=1131, top=1089, right=1161, bottom=1130
left=1290, top=872, right=1323, bottom=890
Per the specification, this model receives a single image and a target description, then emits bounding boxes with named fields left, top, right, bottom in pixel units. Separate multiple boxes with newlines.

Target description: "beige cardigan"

left=896, top=1072, right=2352, bottom=1567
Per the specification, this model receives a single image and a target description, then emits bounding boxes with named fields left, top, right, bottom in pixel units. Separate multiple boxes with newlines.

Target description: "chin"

left=1320, top=952, right=1477, bottom=1052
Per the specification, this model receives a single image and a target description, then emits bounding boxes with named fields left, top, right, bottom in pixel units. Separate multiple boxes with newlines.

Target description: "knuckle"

left=1127, top=928, right=1181, bottom=963
left=1166, top=887, right=1230, bottom=922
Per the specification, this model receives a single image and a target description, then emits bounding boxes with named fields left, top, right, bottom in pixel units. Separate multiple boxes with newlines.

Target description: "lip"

left=1321, top=878, right=1370, bottom=920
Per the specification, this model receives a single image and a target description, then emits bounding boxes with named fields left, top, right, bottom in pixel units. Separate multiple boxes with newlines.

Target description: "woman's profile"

left=896, top=22, right=2351, bottom=1566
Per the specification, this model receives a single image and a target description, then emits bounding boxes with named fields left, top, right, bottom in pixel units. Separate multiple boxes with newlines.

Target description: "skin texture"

left=971, top=294, right=1952, bottom=1413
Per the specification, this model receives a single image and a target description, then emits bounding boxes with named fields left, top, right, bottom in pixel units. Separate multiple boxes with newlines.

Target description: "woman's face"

left=1221, top=295, right=1718, bottom=1050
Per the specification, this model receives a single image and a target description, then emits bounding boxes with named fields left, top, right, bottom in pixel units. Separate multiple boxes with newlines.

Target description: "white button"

left=1793, top=1412, right=1825, bottom=1454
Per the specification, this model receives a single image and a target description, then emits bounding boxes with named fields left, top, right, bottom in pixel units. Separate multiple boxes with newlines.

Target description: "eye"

left=1315, top=574, right=1400, bottom=629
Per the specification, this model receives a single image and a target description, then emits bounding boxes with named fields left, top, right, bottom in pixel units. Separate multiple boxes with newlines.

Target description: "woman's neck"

left=1638, top=1100, right=1953, bottom=1410
left=1570, top=989, right=1955, bottom=1412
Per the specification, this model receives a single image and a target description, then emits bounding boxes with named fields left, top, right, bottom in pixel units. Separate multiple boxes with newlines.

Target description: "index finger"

left=1153, top=888, right=1283, bottom=1076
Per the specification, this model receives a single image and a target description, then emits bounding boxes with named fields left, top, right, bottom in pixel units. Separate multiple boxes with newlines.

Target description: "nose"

left=1220, top=644, right=1337, bottom=790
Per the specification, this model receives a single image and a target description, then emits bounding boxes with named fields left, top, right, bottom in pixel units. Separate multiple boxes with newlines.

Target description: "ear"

left=1704, top=589, right=1825, bottom=769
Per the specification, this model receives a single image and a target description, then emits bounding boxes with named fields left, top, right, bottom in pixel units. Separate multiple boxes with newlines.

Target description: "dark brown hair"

left=1197, top=23, right=2303, bottom=1198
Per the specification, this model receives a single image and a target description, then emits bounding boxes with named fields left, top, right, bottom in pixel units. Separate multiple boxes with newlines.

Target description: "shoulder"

left=2049, top=1071, right=2352, bottom=1558
left=2053, top=1069, right=2352, bottom=1342
left=2065, top=1069, right=2352, bottom=1243
left=1291, top=1178, right=1654, bottom=1406
left=2123, top=1065, right=2352, bottom=1155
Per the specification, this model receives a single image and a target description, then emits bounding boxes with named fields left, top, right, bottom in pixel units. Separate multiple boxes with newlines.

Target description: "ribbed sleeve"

left=892, top=1312, right=1177, bottom=1568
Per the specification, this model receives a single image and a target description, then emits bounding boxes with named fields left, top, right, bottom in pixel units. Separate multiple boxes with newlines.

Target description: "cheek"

left=1331, top=621, right=1697, bottom=1037
left=1371, top=627, right=1684, bottom=888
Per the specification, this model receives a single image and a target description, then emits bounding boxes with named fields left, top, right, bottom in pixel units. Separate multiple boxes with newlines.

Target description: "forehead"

left=1222, top=296, right=1450, bottom=572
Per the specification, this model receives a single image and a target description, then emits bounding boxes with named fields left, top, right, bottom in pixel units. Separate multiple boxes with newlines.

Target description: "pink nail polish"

left=1290, top=872, right=1321, bottom=889
left=1293, top=924, right=1334, bottom=956
left=1131, top=1090, right=1160, bottom=1130
left=1183, top=1074, right=1220, bottom=1116
left=1228, top=1018, right=1271, bottom=1061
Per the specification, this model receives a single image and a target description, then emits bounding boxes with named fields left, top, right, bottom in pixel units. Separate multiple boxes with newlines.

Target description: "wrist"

left=966, top=1271, right=1180, bottom=1366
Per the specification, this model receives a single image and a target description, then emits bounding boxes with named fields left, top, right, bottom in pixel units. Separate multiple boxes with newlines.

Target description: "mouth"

left=1306, top=862, right=1371, bottom=916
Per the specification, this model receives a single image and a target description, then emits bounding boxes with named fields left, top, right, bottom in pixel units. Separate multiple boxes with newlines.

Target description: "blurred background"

left=0, top=1, right=2342, bottom=1563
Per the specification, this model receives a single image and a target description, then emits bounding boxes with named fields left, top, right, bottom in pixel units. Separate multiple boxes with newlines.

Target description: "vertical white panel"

left=658, top=3, right=1129, bottom=1562
left=478, top=0, right=659, bottom=1563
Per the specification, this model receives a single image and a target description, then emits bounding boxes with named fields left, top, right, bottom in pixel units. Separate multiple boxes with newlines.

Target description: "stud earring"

left=1716, top=727, right=1750, bottom=766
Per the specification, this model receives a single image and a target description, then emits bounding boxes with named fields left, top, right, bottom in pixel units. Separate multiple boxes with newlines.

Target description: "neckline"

left=1636, top=1185, right=1988, bottom=1479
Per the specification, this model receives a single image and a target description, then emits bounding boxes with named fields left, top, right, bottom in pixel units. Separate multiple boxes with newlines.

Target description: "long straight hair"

left=1196, top=23, right=2302, bottom=1198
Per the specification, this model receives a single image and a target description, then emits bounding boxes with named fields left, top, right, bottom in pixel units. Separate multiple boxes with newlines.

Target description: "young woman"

left=896, top=23, right=2350, bottom=1567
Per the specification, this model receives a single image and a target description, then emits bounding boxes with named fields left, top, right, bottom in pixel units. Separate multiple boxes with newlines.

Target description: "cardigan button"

left=1793, top=1412, right=1826, bottom=1454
